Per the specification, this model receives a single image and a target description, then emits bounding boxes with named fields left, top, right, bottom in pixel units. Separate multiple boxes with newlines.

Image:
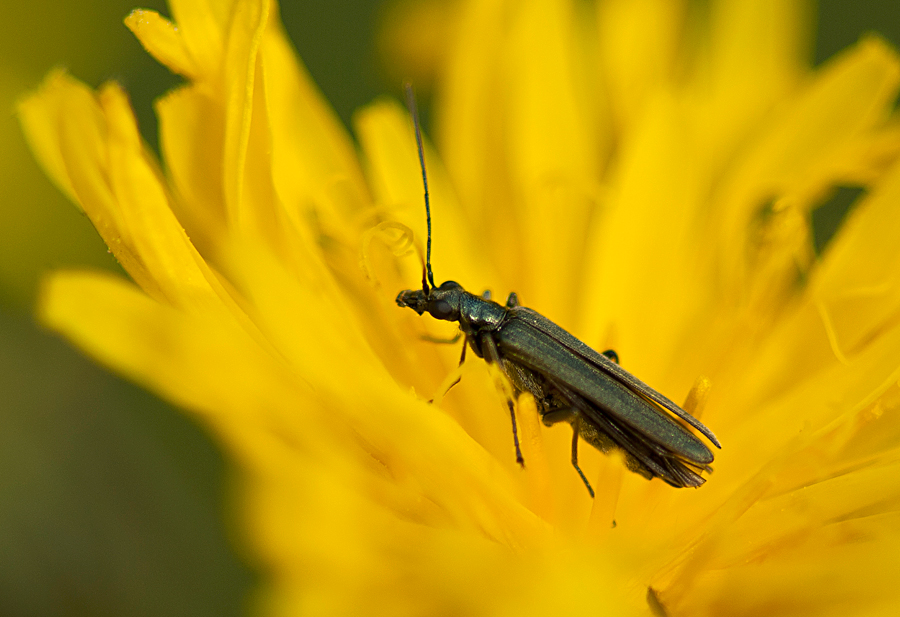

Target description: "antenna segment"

left=403, top=83, right=436, bottom=291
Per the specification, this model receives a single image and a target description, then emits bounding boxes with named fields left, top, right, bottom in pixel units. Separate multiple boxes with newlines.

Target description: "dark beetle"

left=397, top=86, right=720, bottom=496
left=397, top=282, right=720, bottom=495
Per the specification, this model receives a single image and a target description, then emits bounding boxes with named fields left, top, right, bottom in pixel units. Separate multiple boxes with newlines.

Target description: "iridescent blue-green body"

left=397, top=280, right=721, bottom=494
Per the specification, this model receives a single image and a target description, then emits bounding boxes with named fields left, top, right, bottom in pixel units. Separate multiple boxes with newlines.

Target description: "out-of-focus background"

left=1, top=1, right=898, bottom=615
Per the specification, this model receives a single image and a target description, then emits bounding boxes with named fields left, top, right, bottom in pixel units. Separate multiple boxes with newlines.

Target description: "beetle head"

left=396, top=280, right=463, bottom=322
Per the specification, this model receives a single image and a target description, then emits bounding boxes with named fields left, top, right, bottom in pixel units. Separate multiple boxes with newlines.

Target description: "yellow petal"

left=155, top=85, right=228, bottom=255
left=580, top=95, right=706, bottom=383
left=716, top=311, right=900, bottom=492
left=716, top=36, right=900, bottom=289
left=814, top=155, right=900, bottom=355
left=690, top=0, right=809, bottom=166
left=125, top=9, right=198, bottom=78
left=437, top=0, right=521, bottom=277
left=20, top=71, right=231, bottom=312
left=218, top=0, right=272, bottom=234
left=98, top=82, right=226, bottom=310
left=38, top=270, right=302, bottom=428
left=732, top=155, right=900, bottom=407
left=18, top=69, right=106, bottom=213
left=682, top=520, right=900, bottom=615
left=19, top=72, right=149, bottom=293
left=169, top=0, right=233, bottom=78
left=261, top=18, right=370, bottom=226
left=501, top=0, right=601, bottom=316
left=355, top=98, right=488, bottom=290
left=221, top=238, right=545, bottom=540
left=24, top=2, right=900, bottom=615
left=597, top=0, right=685, bottom=132
left=754, top=35, right=898, bottom=195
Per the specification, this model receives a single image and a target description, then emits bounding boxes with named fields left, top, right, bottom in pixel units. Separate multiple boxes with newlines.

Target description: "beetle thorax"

left=457, top=291, right=507, bottom=334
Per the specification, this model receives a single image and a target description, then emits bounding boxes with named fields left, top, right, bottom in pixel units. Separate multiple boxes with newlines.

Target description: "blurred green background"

left=1, top=1, right=898, bottom=615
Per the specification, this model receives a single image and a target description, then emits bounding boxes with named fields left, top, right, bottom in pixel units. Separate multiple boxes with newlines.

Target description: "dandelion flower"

left=18, top=0, right=900, bottom=614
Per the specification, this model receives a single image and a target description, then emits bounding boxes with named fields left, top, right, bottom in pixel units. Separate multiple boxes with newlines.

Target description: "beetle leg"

left=505, top=292, right=519, bottom=308
left=601, top=349, right=619, bottom=364
left=421, top=330, right=462, bottom=345
left=481, top=289, right=492, bottom=301
left=506, top=398, right=525, bottom=466
left=428, top=336, right=468, bottom=403
left=481, top=333, right=525, bottom=466
left=540, top=406, right=576, bottom=427
left=540, top=407, right=595, bottom=497
left=570, top=418, right=595, bottom=498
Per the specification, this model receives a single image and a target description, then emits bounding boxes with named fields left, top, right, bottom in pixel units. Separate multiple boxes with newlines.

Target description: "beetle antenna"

left=404, top=83, right=436, bottom=293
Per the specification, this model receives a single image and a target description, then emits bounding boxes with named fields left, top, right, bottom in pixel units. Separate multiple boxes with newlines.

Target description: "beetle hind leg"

left=570, top=418, right=595, bottom=498
left=540, top=407, right=595, bottom=497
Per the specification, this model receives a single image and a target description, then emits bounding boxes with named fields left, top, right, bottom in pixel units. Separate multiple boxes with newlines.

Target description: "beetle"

left=396, top=86, right=720, bottom=496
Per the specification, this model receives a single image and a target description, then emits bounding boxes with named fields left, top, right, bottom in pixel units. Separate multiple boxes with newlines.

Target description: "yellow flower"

left=18, top=0, right=900, bottom=614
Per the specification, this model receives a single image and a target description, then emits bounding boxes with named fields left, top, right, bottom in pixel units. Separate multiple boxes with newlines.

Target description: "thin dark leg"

left=441, top=341, right=467, bottom=395
left=421, top=331, right=462, bottom=345
left=540, top=406, right=576, bottom=427
left=508, top=397, right=525, bottom=466
left=428, top=338, right=468, bottom=403
left=481, top=333, right=524, bottom=467
left=571, top=421, right=595, bottom=498
left=602, top=349, right=619, bottom=364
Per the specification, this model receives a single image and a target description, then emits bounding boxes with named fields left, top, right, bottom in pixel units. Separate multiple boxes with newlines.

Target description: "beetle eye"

left=430, top=299, right=453, bottom=320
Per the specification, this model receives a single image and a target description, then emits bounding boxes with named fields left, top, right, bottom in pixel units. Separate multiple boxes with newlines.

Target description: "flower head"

left=18, top=0, right=900, bottom=614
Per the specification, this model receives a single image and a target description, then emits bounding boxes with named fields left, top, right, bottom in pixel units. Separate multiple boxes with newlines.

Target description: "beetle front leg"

left=428, top=336, right=469, bottom=403
left=421, top=331, right=463, bottom=345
